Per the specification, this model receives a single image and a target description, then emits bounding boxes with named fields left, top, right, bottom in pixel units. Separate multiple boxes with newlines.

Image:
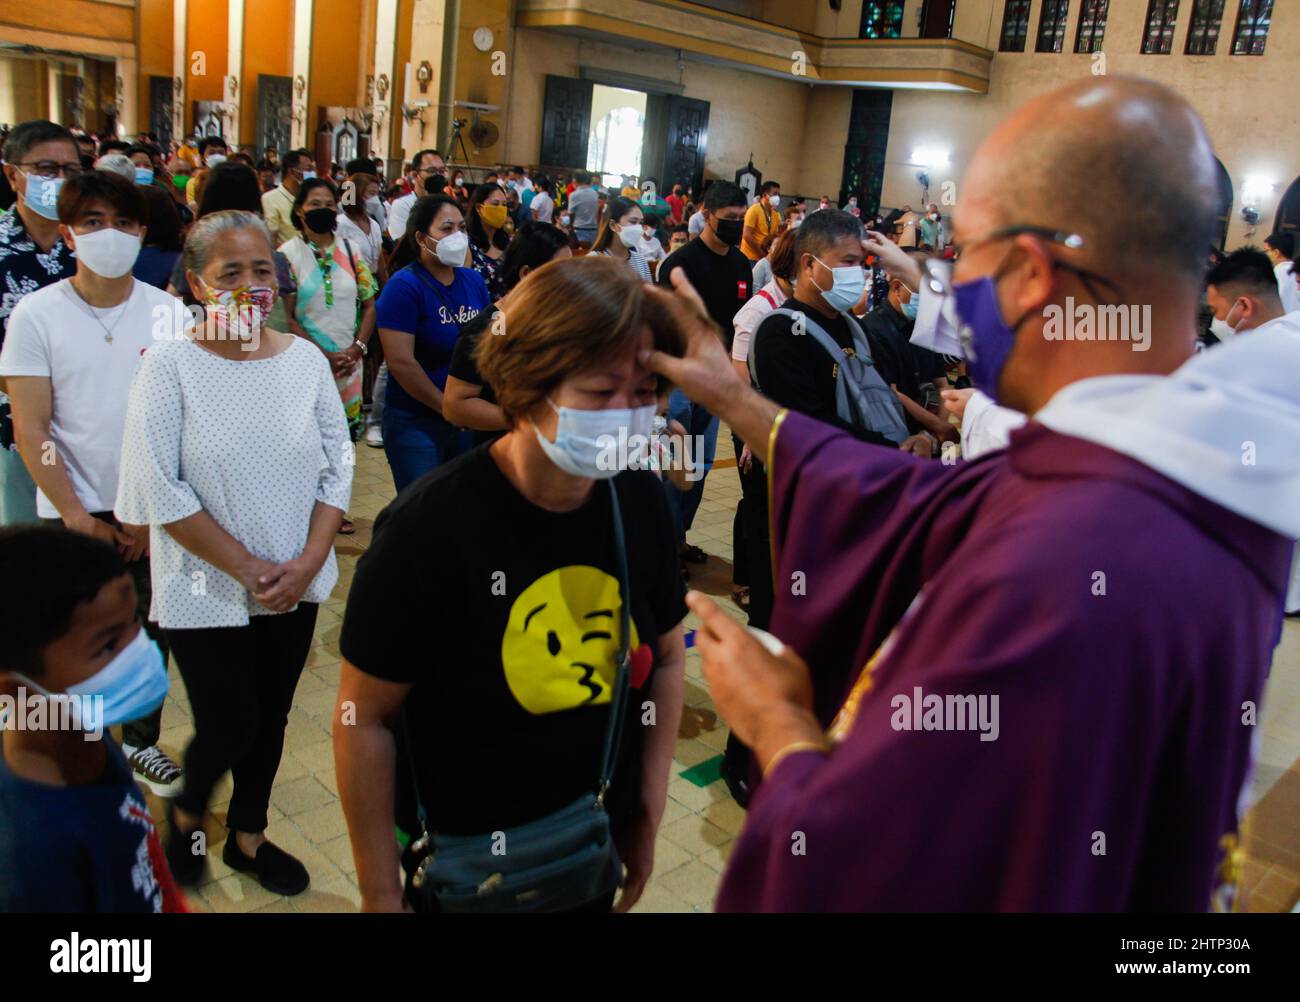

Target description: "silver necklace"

left=61, top=279, right=129, bottom=344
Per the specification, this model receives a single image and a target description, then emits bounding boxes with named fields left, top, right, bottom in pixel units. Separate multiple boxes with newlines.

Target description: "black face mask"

left=714, top=217, right=743, bottom=246
left=304, top=207, right=338, bottom=234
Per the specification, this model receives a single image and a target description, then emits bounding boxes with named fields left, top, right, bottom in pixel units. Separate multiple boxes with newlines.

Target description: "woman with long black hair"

left=464, top=182, right=511, bottom=299
left=590, top=195, right=652, bottom=283
left=374, top=194, right=490, bottom=491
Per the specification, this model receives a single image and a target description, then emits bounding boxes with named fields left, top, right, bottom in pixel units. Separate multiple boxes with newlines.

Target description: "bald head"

left=961, top=77, right=1219, bottom=282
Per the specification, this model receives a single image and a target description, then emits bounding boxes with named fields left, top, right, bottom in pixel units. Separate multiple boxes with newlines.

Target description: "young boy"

left=0, top=526, right=185, bottom=912
left=0, top=169, right=186, bottom=797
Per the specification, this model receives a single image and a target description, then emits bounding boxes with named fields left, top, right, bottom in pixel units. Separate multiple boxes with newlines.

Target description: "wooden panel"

left=538, top=75, right=592, bottom=170
left=0, top=0, right=134, bottom=42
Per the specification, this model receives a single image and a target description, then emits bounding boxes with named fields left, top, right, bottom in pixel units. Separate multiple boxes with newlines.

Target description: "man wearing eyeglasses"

left=0, top=120, right=81, bottom=526
left=387, top=149, right=446, bottom=242
left=643, top=77, right=1298, bottom=911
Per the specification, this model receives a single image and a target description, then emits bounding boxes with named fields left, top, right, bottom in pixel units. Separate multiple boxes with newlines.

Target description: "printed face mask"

left=197, top=282, right=276, bottom=340
left=534, top=399, right=656, bottom=479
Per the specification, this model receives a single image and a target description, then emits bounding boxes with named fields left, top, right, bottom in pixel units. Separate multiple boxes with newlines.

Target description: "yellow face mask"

left=479, top=203, right=509, bottom=230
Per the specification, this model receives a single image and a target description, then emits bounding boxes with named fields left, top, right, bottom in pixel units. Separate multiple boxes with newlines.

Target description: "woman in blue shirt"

left=376, top=194, right=491, bottom=492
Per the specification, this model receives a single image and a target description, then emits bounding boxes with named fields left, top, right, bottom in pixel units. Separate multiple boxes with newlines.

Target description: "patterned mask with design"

left=198, top=283, right=276, bottom=341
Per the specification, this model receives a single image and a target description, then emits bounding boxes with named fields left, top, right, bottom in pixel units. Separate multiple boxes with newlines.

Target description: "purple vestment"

left=716, top=411, right=1290, bottom=911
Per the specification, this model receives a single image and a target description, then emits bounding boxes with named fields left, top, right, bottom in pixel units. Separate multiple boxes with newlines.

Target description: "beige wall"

left=506, top=26, right=827, bottom=193
left=0, top=56, right=49, bottom=125
left=880, top=1, right=1300, bottom=248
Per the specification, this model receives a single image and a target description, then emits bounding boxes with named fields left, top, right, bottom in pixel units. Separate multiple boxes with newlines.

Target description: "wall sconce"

left=294, top=75, right=306, bottom=99
left=1241, top=175, right=1276, bottom=208
left=376, top=74, right=389, bottom=100
left=416, top=61, right=433, bottom=93
left=911, top=146, right=951, bottom=169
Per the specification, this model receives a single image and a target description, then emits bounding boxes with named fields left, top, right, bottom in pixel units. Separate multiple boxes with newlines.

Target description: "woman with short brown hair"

left=336, top=254, right=688, bottom=913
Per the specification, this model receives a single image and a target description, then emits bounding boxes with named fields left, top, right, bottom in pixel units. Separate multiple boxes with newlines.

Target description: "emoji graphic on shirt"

left=501, top=565, right=643, bottom=715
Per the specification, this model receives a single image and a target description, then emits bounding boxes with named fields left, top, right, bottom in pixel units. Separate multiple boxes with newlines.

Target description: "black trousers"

left=166, top=603, right=317, bottom=832
left=730, top=434, right=750, bottom=588
left=44, top=514, right=167, bottom=748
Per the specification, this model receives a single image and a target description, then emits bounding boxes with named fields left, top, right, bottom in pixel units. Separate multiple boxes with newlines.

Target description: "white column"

left=403, top=0, right=449, bottom=160
left=173, top=0, right=188, bottom=140
left=47, top=62, right=61, bottom=123
left=116, top=56, right=138, bottom=136
left=291, top=0, right=315, bottom=149
left=227, top=0, right=245, bottom=146
left=372, top=0, right=398, bottom=163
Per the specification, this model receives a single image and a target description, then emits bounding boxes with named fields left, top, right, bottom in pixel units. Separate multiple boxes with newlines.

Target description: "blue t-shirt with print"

left=376, top=262, right=490, bottom=416
left=0, top=737, right=180, bottom=912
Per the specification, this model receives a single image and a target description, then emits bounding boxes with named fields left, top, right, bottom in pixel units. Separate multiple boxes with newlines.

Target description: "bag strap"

left=598, top=477, right=633, bottom=804
left=401, top=476, right=635, bottom=837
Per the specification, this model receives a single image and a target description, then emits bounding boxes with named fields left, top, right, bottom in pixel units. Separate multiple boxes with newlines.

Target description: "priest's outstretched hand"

left=686, top=590, right=829, bottom=775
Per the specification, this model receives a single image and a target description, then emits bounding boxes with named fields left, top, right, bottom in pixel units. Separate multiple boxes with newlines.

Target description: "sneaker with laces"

left=125, top=744, right=184, bottom=797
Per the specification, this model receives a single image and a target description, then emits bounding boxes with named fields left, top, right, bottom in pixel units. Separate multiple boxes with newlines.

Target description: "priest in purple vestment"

left=642, top=76, right=1299, bottom=912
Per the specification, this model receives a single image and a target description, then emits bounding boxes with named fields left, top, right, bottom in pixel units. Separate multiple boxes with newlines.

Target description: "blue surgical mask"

left=900, top=298, right=920, bottom=321
left=953, top=274, right=1020, bottom=404
left=22, top=173, right=64, bottom=220
left=11, top=627, right=168, bottom=735
left=533, top=400, right=656, bottom=479
left=812, top=257, right=866, bottom=313
left=134, top=167, right=155, bottom=186
left=301, top=170, right=317, bottom=181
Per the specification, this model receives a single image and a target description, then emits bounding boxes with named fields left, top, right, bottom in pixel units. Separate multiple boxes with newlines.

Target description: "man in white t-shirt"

left=0, top=170, right=188, bottom=796
left=387, top=148, right=446, bottom=241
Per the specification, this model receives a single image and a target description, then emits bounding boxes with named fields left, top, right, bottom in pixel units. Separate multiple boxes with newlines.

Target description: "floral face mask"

left=198, top=283, right=276, bottom=340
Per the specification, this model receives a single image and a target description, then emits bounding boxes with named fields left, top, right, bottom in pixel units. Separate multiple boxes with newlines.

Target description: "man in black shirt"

left=656, top=181, right=752, bottom=571
left=859, top=260, right=955, bottom=442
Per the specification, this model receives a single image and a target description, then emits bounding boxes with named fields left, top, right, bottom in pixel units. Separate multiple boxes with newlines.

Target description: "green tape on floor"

left=680, top=754, right=724, bottom=787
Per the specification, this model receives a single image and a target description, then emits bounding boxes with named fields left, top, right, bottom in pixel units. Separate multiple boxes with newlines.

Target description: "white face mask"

left=617, top=223, right=643, bottom=249
left=768, top=195, right=780, bottom=209
left=1209, top=317, right=1235, bottom=342
left=534, top=399, right=656, bottom=479
left=72, top=227, right=142, bottom=279
left=425, top=229, right=469, bottom=267
left=205, top=153, right=227, bottom=167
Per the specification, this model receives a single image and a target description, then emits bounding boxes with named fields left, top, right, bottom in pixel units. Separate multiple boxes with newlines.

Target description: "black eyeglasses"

left=19, top=161, right=84, bottom=179
left=941, top=224, right=1124, bottom=303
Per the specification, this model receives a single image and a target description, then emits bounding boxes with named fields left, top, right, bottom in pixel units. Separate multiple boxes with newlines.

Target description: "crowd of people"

left=0, top=71, right=1297, bottom=914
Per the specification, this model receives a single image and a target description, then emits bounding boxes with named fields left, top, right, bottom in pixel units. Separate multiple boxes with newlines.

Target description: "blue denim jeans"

left=382, top=404, right=472, bottom=494
left=665, top=388, right=719, bottom=542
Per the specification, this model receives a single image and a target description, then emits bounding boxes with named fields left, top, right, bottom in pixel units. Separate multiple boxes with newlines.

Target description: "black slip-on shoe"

left=222, top=837, right=310, bottom=896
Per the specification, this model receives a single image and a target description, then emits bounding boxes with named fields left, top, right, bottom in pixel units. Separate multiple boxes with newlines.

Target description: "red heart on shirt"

left=630, top=642, right=654, bottom=689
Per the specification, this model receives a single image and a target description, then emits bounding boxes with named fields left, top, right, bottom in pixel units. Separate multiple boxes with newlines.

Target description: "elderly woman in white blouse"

left=115, top=209, right=353, bottom=897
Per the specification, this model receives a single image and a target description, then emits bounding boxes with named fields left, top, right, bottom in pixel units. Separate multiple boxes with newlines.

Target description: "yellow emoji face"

left=501, top=565, right=639, bottom=715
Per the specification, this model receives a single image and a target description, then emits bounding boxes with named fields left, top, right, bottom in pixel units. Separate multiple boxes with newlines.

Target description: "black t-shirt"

left=658, top=237, right=753, bottom=349
left=751, top=298, right=895, bottom=446
left=446, top=306, right=501, bottom=446
left=339, top=445, right=687, bottom=835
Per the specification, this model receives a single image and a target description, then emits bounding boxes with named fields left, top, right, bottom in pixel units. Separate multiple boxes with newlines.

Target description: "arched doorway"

left=1272, top=174, right=1300, bottom=238
left=1214, top=158, right=1233, bottom=250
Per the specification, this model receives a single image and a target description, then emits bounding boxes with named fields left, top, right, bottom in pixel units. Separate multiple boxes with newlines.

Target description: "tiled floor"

left=144, top=430, right=1300, bottom=913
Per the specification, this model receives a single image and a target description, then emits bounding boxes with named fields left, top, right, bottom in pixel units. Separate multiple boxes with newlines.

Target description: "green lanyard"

left=312, top=242, right=335, bottom=308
